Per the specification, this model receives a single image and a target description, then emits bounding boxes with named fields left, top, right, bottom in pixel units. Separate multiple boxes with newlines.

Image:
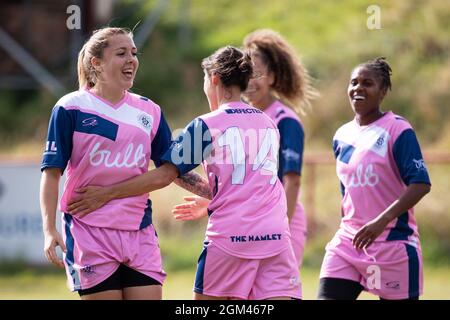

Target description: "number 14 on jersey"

left=218, top=127, right=279, bottom=185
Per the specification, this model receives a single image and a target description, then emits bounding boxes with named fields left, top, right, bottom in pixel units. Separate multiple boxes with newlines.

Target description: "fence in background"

left=302, top=151, right=450, bottom=233
left=0, top=151, right=448, bottom=263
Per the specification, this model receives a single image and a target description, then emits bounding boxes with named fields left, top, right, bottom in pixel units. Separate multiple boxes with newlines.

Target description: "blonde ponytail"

left=77, top=43, right=89, bottom=89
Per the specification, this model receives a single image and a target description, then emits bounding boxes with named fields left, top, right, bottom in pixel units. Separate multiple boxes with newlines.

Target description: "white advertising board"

left=0, top=162, right=64, bottom=264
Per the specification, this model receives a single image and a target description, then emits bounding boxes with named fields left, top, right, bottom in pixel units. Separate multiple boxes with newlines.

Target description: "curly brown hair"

left=243, top=29, right=318, bottom=114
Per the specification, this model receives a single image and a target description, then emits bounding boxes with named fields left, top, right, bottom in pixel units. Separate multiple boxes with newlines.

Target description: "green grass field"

left=1, top=265, right=449, bottom=300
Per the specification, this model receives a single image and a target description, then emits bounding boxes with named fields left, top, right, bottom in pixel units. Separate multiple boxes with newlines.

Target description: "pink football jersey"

left=333, top=111, right=431, bottom=243
left=264, top=101, right=308, bottom=234
left=41, top=89, right=172, bottom=230
left=162, top=101, right=290, bottom=259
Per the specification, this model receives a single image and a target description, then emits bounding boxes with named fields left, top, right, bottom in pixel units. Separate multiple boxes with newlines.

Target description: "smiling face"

left=348, top=66, right=387, bottom=125
left=243, top=54, right=274, bottom=110
left=93, top=34, right=139, bottom=92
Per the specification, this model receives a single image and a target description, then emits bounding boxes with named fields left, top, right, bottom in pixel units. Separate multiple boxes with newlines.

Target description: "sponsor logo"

left=44, top=141, right=57, bottom=155
left=81, top=117, right=98, bottom=127
left=375, top=136, right=384, bottom=147
left=229, top=234, right=282, bottom=242
left=89, top=142, right=147, bottom=168
left=275, top=107, right=286, bottom=118
left=340, top=163, right=379, bottom=189
left=385, top=281, right=400, bottom=289
left=80, top=265, right=96, bottom=278
left=282, top=148, right=300, bottom=161
left=413, top=159, right=427, bottom=171
left=138, top=114, right=153, bottom=130
left=289, top=276, right=300, bottom=286
left=224, top=108, right=262, bottom=114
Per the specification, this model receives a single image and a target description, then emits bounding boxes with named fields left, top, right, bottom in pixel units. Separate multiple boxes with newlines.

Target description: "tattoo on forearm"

left=175, top=172, right=212, bottom=200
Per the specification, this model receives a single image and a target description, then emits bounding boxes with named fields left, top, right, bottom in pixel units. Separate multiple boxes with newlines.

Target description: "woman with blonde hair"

left=40, top=27, right=210, bottom=299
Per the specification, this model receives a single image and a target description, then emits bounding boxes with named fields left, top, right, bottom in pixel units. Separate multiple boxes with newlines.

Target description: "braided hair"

left=358, top=57, right=392, bottom=91
left=243, top=29, right=318, bottom=114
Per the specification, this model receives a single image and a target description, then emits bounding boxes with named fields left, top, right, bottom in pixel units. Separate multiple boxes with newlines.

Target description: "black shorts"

left=78, top=264, right=161, bottom=296
left=318, top=277, right=364, bottom=300
left=318, top=277, right=419, bottom=300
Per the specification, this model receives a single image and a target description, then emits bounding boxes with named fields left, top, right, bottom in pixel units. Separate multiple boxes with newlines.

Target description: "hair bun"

left=201, top=46, right=253, bottom=91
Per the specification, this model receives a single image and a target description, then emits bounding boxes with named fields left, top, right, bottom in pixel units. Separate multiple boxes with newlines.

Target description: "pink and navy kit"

left=160, top=101, right=299, bottom=298
left=41, top=89, right=172, bottom=230
left=264, top=100, right=308, bottom=266
left=332, top=111, right=430, bottom=242
left=41, top=89, right=171, bottom=290
left=161, top=101, right=291, bottom=259
left=321, top=111, right=431, bottom=299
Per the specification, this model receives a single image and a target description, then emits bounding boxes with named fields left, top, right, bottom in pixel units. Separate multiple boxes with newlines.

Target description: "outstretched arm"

left=175, top=172, right=212, bottom=200
left=108, top=162, right=179, bottom=199
left=68, top=162, right=179, bottom=216
left=353, top=183, right=431, bottom=249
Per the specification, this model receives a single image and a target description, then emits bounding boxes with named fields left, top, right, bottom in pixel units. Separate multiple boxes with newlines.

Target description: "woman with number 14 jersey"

left=173, top=29, right=318, bottom=269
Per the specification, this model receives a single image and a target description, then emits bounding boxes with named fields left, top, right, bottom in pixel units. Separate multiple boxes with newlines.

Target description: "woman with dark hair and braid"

left=318, top=57, right=431, bottom=300
left=172, top=29, right=318, bottom=269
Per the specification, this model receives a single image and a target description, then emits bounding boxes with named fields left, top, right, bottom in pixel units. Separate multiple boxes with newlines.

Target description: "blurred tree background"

left=1, top=0, right=449, bottom=150
left=0, top=0, right=449, bottom=287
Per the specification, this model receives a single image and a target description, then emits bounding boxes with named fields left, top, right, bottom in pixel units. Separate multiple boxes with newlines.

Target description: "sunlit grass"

left=1, top=265, right=448, bottom=300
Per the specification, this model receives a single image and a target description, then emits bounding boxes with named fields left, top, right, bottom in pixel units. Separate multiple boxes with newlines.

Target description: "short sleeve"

left=392, top=129, right=431, bottom=185
left=161, top=118, right=212, bottom=176
left=277, top=118, right=304, bottom=177
left=150, top=112, right=173, bottom=168
left=40, top=106, right=75, bottom=172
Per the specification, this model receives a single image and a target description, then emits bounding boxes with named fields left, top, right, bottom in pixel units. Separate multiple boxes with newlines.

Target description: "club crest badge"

left=138, top=113, right=153, bottom=130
